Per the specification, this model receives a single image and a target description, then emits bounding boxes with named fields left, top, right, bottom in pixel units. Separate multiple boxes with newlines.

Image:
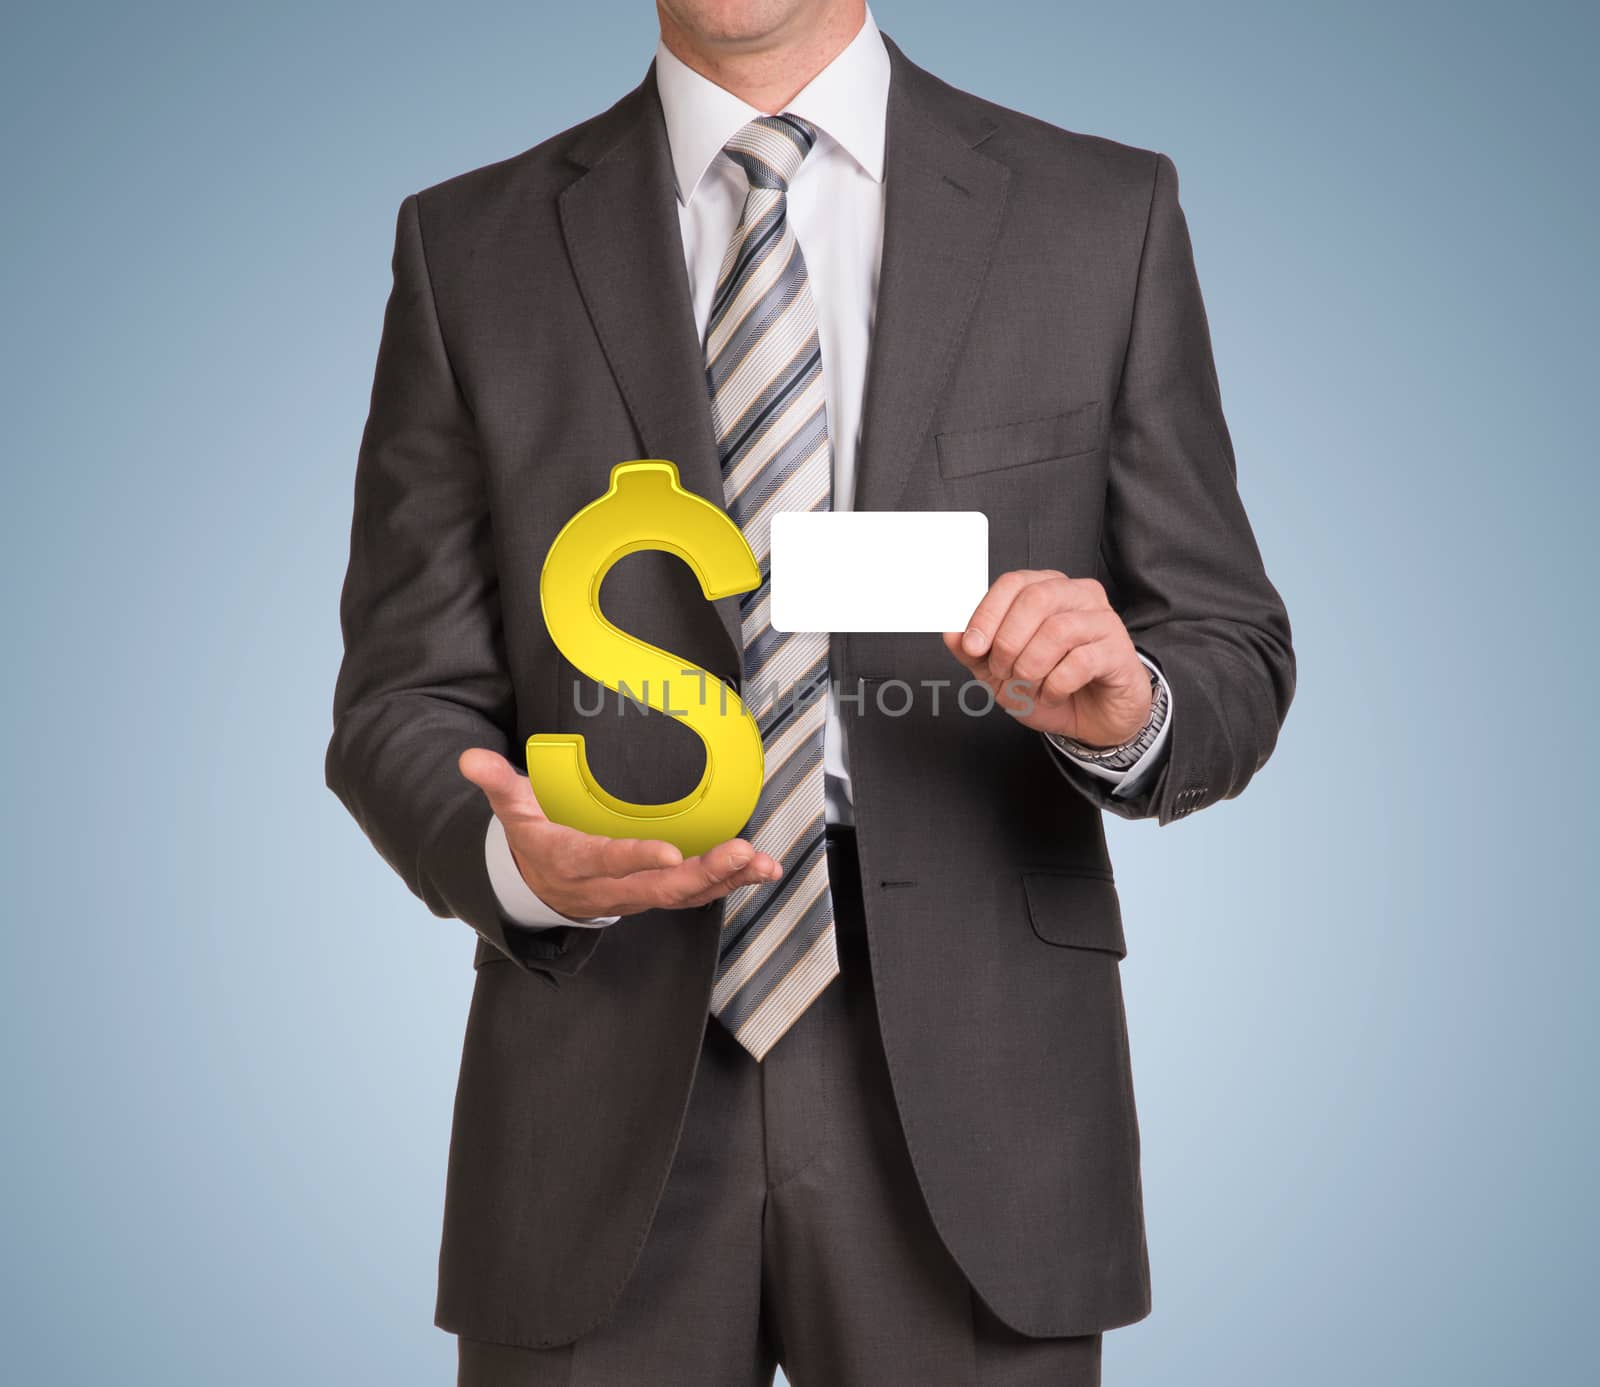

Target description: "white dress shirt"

left=487, top=7, right=1172, bottom=928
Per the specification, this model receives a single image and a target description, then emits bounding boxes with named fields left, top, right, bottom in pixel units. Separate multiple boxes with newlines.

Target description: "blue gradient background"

left=3, top=2, right=1595, bottom=1383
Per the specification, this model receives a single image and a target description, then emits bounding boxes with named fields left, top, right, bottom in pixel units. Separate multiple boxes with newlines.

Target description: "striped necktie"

left=704, top=114, right=839, bottom=1061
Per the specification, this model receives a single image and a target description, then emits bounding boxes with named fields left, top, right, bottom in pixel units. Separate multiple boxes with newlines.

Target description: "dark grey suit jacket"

left=326, top=33, right=1294, bottom=1352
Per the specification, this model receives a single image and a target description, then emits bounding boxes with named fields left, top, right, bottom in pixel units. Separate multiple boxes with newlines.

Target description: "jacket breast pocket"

left=1022, top=868, right=1126, bottom=957
left=935, top=402, right=1102, bottom=480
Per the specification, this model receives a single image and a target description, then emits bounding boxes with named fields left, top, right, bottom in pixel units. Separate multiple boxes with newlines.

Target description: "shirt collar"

left=654, top=6, right=890, bottom=205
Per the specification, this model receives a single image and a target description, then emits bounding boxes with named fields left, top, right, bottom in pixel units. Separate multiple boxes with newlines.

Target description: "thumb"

left=457, top=747, right=545, bottom=823
left=942, top=629, right=984, bottom=676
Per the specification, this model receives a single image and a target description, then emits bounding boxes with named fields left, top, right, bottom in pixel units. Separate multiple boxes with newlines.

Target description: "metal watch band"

left=1051, top=663, right=1168, bottom=771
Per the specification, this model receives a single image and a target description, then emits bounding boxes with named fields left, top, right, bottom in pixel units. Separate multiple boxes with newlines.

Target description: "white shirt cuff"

left=484, top=814, right=620, bottom=930
left=1045, top=653, right=1174, bottom=799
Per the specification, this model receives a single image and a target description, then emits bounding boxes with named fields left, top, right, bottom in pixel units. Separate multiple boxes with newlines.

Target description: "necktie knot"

left=723, top=113, right=817, bottom=194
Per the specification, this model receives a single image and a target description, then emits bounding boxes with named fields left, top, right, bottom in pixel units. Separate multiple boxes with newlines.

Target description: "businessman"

left=327, top=2, right=1295, bottom=1382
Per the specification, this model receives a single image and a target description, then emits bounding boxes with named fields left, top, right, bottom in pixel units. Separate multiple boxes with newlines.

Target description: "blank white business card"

left=769, top=511, right=989, bottom=633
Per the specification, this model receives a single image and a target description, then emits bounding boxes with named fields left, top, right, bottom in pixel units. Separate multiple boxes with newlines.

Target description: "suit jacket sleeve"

left=1051, top=153, right=1296, bottom=824
left=324, top=193, right=602, bottom=977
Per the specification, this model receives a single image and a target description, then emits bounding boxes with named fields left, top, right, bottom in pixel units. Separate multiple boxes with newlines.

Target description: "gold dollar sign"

left=528, top=460, right=765, bottom=856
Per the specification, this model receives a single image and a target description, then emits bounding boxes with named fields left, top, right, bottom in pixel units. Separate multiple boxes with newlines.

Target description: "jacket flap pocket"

left=936, top=402, right=1102, bottom=479
left=1022, top=869, right=1126, bottom=956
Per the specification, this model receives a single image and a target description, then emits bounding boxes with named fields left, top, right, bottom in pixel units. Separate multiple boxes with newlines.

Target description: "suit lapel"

left=854, top=36, right=1011, bottom=513
left=558, top=67, right=742, bottom=656
left=555, top=41, right=1011, bottom=651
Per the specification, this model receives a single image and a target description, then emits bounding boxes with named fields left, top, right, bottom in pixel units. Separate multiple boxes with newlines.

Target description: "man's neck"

left=656, top=2, right=866, bottom=114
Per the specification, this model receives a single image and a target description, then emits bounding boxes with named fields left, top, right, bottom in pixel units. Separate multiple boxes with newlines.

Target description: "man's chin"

left=659, top=0, right=824, bottom=50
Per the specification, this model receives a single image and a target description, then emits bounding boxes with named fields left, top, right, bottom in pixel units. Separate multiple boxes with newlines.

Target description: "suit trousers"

left=457, top=831, right=1103, bottom=1387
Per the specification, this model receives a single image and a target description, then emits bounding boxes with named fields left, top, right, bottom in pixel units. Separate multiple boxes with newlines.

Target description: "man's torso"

left=421, top=35, right=1160, bottom=1347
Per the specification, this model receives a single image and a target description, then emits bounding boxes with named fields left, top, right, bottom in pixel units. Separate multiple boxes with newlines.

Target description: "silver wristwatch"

left=1050, top=662, right=1169, bottom=771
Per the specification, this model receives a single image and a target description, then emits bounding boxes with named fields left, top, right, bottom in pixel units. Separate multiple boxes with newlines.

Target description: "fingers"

left=941, top=627, right=972, bottom=665
left=526, top=823, right=683, bottom=903
left=1039, top=637, right=1122, bottom=706
left=945, top=571, right=1048, bottom=683
left=520, top=826, right=784, bottom=918
left=985, top=576, right=1109, bottom=680
left=587, top=832, right=684, bottom=877
left=674, top=840, right=784, bottom=908
left=608, top=840, right=783, bottom=915
left=458, top=747, right=545, bottom=823
left=1008, top=609, right=1121, bottom=685
left=954, top=570, right=1042, bottom=664
left=468, top=748, right=788, bottom=916
left=951, top=572, right=1110, bottom=680
left=949, top=579, right=1108, bottom=694
left=940, top=569, right=1146, bottom=743
left=679, top=858, right=779, bottom=908
left=642, top=837, right=755, bottom=904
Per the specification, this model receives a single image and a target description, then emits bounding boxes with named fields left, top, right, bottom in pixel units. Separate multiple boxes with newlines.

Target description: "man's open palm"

left=458, top=748, right=782, bottom=921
